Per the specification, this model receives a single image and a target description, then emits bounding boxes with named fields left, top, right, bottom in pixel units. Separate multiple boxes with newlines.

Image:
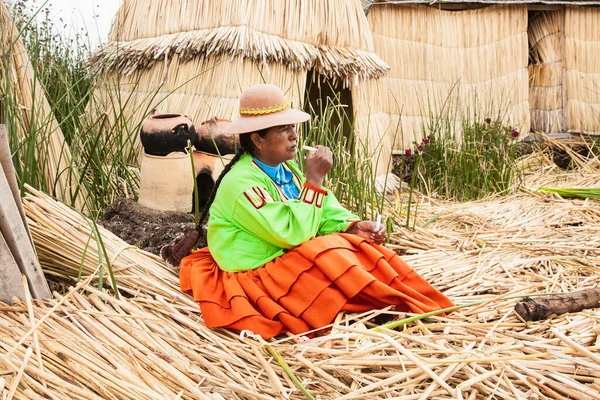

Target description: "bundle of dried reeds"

left=356, top=4, right=530, bottom=158
left=520, top=136, right=600, bottom=189
left=529, top=10, right=566, bottom=134
left=565, top=6, right=600, bottom=135
left=1, top=184, right=599, bottom=399
left=0, top=3, right=88, bottom=210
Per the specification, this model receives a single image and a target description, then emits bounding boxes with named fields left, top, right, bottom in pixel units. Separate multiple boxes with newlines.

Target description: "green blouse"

left=207, top=152, right=359, bottom=271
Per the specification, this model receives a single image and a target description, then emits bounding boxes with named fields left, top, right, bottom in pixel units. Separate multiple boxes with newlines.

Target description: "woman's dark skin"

left=250, top=124, right=387, bottom=245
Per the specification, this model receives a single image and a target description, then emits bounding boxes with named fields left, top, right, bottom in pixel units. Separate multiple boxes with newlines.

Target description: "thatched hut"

left=91, top=0, right=390, bottom=165
left=360, top=0, right=600, bottom=162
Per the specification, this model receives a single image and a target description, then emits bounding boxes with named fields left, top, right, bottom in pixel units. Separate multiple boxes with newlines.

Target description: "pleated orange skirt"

left=180, top=233, right=454, bottom=339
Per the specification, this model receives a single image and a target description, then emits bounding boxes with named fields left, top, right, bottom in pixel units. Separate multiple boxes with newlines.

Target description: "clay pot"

left=197, top=117, right=238, bottom=155
left=140, top=113, right=199, bottom=156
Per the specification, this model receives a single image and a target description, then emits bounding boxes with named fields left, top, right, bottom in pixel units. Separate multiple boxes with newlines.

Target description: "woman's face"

left=251, top=124, right=298, bottom=166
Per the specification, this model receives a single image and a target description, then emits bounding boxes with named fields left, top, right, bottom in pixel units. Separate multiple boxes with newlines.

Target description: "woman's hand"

left=305, top=146, right=333, bottom=188
left=346, top=221, right=387, bottom=244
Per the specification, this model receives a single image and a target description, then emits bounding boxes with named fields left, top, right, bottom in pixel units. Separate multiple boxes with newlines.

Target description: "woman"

left=168, top=84, right=453, bottom=339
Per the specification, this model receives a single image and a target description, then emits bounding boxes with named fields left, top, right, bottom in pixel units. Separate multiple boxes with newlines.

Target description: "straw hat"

left=223, top=84, right=310, bottom=134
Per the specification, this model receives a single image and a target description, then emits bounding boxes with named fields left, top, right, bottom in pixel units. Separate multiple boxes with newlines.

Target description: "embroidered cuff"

left=243, top=187, right=276, bottom=209
left=299, top=183, right=327, bottom=208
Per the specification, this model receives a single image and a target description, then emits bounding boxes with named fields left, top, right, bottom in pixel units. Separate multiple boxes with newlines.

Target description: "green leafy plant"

left=297, top=90, right=390, bottom=221
left=2, top=2, right=173, bottom=215
left=397, top=117, right=522, bottom=202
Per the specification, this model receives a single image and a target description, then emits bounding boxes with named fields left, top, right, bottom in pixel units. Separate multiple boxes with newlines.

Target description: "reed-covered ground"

left=2, top=2, right=600, bottom=399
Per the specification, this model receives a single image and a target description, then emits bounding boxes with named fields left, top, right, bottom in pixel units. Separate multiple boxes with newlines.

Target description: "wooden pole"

left=0, top=232, right=25, bottom=303
left=515, top=289, right=600, bottom=321
left=0, top=125, right=35, bottom=247
left=0, top=126, right=50, bottom=300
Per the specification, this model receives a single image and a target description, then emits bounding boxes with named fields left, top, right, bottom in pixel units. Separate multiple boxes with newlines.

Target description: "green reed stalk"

left=188, top=141, right=200, bottom=226
left=299, top=84, right=390, bottom=220
left=398, top=89, right=522, bottom=202
left=373, top=291, right=565, bottom=332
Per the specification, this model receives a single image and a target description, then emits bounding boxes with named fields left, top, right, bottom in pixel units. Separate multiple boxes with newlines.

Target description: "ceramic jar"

left=139, top=113, right=199, bottom=156
left=197, top=117, right=238, bottom=155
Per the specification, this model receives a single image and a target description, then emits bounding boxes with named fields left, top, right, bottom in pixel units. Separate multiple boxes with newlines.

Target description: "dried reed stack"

left=565, top=6, right=600, bottom=135
left=529, top=11, right=566, bottom=134
left=0, top=3, right=88, bottom=210
left=356, top=4, right=530, bottom=157
left=519, top=136, right=600, bottom=186
left=1, top=180, right=599, bottom=398
left=91, top=0, right=389, bottom=159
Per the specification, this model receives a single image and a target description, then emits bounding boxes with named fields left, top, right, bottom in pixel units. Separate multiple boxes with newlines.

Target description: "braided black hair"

left=196, top=127, right=269, bottom=229
left=161, top=128, right=270, bottom=267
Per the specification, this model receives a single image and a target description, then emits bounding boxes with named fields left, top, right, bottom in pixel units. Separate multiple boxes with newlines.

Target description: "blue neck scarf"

left=253, top=158, right=300, bottom=199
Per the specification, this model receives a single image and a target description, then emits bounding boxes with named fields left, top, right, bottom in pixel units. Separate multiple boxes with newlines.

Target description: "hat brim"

left=223, top=109, right=310, bottom=134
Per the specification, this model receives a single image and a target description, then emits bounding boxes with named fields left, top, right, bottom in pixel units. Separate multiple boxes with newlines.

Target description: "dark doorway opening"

left=304, top=71, right=354, bottom=141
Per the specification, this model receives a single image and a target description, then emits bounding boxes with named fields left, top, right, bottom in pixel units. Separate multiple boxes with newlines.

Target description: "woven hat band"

left=239, top=102, right=290, bottom=116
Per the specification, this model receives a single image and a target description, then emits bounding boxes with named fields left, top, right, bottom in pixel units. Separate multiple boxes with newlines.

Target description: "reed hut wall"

left=357, top=4, right=530, bottom=168
left=565, top=6, right=600, bottom=135
left=528, top=10, right=566, bottom=134
left=92, top=0, right=389, bottom=161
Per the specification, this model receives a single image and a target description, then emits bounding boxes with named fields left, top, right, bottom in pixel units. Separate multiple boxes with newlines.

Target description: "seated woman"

left=168, top=84, right=454, bottom=339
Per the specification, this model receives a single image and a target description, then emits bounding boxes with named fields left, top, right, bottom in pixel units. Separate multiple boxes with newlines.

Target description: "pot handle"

left=172, top=123, right=189, bottom=134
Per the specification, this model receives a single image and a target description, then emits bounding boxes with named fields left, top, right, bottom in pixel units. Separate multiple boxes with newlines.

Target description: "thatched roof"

left=364, top=0, right=600, bottom=5
left=92, top=1, right=389, bottom=82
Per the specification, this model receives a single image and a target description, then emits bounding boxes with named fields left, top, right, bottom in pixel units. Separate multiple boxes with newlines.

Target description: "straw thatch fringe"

left=93, top=27, right=389, bottom=82
left=353, top=4, right=530, bottom=172
left=365, top=0, right=600, bottom=5
left=565, top=6, right=600, bottom=135
left=0, top=3, right=89, bottom=211
left=529, top=10, right=566, bottom=133
left=1, top=173, right=597, bottom=398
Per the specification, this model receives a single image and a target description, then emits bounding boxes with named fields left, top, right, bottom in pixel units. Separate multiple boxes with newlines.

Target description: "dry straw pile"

left=0, top=176, right=598, bottom=398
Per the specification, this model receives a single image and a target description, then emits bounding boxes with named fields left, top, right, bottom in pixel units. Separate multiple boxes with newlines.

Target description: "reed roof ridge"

left=92, top=26, right=390, bottom=80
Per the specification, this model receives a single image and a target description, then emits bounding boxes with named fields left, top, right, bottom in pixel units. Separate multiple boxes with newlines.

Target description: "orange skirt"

left=180, top=233, right=454, bottom=339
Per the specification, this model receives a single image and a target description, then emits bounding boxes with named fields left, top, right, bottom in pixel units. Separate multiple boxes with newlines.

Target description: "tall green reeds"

left=397, top=96, right=523, bottom=202
left=2, top=1, right=165, bottom=215
left=298, top=87, right=388, bottom=220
